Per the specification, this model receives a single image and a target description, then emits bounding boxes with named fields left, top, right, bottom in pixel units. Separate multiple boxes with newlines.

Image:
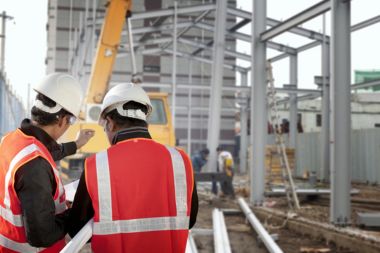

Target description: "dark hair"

left=105, top=101, right=148, bottom=128
left=31, top=93, right=72, bottom=126
left=200, top=148, right=209, bottom=156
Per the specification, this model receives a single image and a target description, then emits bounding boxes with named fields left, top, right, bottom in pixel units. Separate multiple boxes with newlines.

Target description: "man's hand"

left=75, top=129, right=95, bottom=149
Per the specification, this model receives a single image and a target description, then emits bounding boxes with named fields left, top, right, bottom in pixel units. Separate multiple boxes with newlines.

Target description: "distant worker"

left=69, top=83, right=198, bottom=253
left=0, top=73, right=94, bottom=252
left=214, top=146, right=235, bottom=197
left=191, top=148, right=209, bottom=172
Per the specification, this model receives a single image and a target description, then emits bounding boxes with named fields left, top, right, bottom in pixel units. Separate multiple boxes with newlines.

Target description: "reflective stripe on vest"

left=0, top=204, right=23, bottom=227
left=92, top=146, right=188, bottom=235
left=0, top=234, right=44, bottom=253
left=4, top=144, right=40, bottom=209
left=1, top=143, right=66, bottom=227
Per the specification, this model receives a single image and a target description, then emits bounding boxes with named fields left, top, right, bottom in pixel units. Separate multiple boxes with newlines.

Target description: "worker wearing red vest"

left=0, top=73, right=94, bottom=252
left=69, top=83, right=198, bottom=253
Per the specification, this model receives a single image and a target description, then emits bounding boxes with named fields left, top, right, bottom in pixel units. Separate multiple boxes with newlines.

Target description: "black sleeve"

left=15, top=157, right=69, bottom=247
left=67, top=171, right=95, bottom=238
left=189, top=180, right=198, bottom=229
left=51, top=142, right=77, bottom=161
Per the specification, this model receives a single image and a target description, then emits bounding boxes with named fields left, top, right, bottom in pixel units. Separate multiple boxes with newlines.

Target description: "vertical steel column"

left=0, top=11, right=6, bottom=72
left=207, top=0, right=227, bottom=172
left=321, top=14, right=330, bottom=182
left=171, top=1, right=178, bottom=129
left=187, top=59, right=193, bottom=155
left=289, top=55, right=298, bottom=149
left=251, top=0, right=267, bottom=204
left=68, top=0, right=74, bottom=70
left=330, top=0, right=351, bottom=226
left=239, top=71, right=248, bottom=174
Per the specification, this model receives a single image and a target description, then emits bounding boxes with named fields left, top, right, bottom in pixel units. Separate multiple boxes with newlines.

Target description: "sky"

left=0, top=0, right=380, bottom=107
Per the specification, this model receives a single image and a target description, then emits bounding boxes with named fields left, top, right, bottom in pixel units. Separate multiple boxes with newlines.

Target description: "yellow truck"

left=60, top=0, right=175, bottom=175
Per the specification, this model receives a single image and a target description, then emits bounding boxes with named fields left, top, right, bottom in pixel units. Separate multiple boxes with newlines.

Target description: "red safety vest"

left=85, top=138, right=194, bottom=253
left=0, top=129, right=66, bottom=253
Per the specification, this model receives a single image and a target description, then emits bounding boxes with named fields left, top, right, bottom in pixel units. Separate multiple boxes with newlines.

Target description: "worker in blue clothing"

left=191, top=148, right=209, bottom=172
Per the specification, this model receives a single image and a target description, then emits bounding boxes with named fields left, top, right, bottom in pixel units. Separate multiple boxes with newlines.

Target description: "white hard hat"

left=33, top=73, right=84, bottom=117
left=99, top=83, right=152, bottom=123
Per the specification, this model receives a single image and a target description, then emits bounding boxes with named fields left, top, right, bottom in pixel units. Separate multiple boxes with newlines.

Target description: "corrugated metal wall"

left=0, top=72, right=26, bottom=136
left=293, top=130, right=380, bottom=184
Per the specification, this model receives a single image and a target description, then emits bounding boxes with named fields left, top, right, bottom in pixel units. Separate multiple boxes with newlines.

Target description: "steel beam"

left=320, top=14, right=330, bottom=183
left=261, top=0, right=330, bottom=41
left=163, top=49, right=246, bottom=72
left=194, top=22, right=297, bottom=55
left=288, top=56, right=298, bottom=151
left=251, top=0, right=267, bottom=205
left=239, top=71, right=249, bottom=174
left=238, top=198, right=283, bottom=253
left=207, top=0, right=227, bottom=173
left=178, top=37, right=251, bottom=62
left=129, top=21, right=194, bottom=35
left=227, top=7, right=330, bottom=43
left=171, top=1, right=178, bottom=129
left=330, top=0, right=351, bottom=226
left=351, top=78, right=380, bottom=90
left=187, top=59, right=193, bottom=155
left=269, top=14, right=380, bottom=63
left=139, top=81, right=321, bottom=95
left=130, top=3, right=216, bottom=20
left=213, top=209, right=232, bottom=253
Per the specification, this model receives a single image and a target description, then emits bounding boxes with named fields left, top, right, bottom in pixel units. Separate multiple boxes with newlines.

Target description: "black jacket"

left=14, top=119, right=77, bottom=247
left=68, top=127, right=199, bottom=237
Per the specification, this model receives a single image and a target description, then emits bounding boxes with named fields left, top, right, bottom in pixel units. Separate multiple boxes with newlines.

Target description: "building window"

left=374, top=124, right=380, bottom=128
left=316, top=114, right=322, bottom=127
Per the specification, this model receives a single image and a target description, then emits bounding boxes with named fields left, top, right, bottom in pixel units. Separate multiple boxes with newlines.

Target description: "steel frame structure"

left=68, top=0, right=380, bottom=227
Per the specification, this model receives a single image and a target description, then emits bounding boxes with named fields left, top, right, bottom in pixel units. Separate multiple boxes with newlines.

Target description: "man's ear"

left=57, top=115, right=66, bottom=127
left=106, top=116, right=116, bottom=132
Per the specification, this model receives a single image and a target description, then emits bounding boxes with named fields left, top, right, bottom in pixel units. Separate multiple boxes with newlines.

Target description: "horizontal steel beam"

left=238, top=198, right=283, bottom=253
left=140, top=81, right=321, bottom=95
left=227, top=7, right=330, bottom=43
left=163, top=48, right=247, bottom=72
left=351, top=15, right=380, bottom=32
left=129, top=21, right=194, bottom=35
left=178, top=37, right=251, bottom=62
left=130, top=3, right=216, bottom=20
left=269, top=14, right=380, bottom=63
left=195, top=22, right=297, bottom=54
left=351, top=78, right=380, bottom=90
left=261, top=0, right=330, bottom=41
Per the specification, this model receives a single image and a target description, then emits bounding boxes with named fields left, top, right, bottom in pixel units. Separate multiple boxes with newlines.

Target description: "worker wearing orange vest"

left=0, top=73, right=94, bottom=252
left=69, top=83, right=198, bottom=253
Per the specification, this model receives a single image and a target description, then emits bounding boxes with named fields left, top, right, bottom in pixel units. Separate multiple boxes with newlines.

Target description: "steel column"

left=251, top=0, right=267, bottom=205
left=330, top=0, right=351, bottom=226
left=0, top=11, right=6, bottom=72
left=239, top=71, right=248, bottom=174
left=187, top=60, right=193, bottom=155
left=321, top=14, right=330, bottom=182
left=289, top=55, right=298, bottom=149
left=171, top=1, right=178, bottom=129
left=207, top=0, right=227, bottom=173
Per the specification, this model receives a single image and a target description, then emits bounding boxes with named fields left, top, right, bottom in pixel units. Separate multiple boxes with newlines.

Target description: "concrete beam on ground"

left=261, top=0, right=330, bottom=41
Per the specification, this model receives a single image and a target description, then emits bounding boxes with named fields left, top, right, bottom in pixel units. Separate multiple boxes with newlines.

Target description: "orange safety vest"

left=85, top=138, right=194, bottom=253
left=0, top=129, right=66, bottom=253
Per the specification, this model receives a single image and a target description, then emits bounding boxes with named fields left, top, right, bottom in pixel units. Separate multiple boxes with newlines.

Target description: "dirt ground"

left=193, top=189, right=353, bottom=253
